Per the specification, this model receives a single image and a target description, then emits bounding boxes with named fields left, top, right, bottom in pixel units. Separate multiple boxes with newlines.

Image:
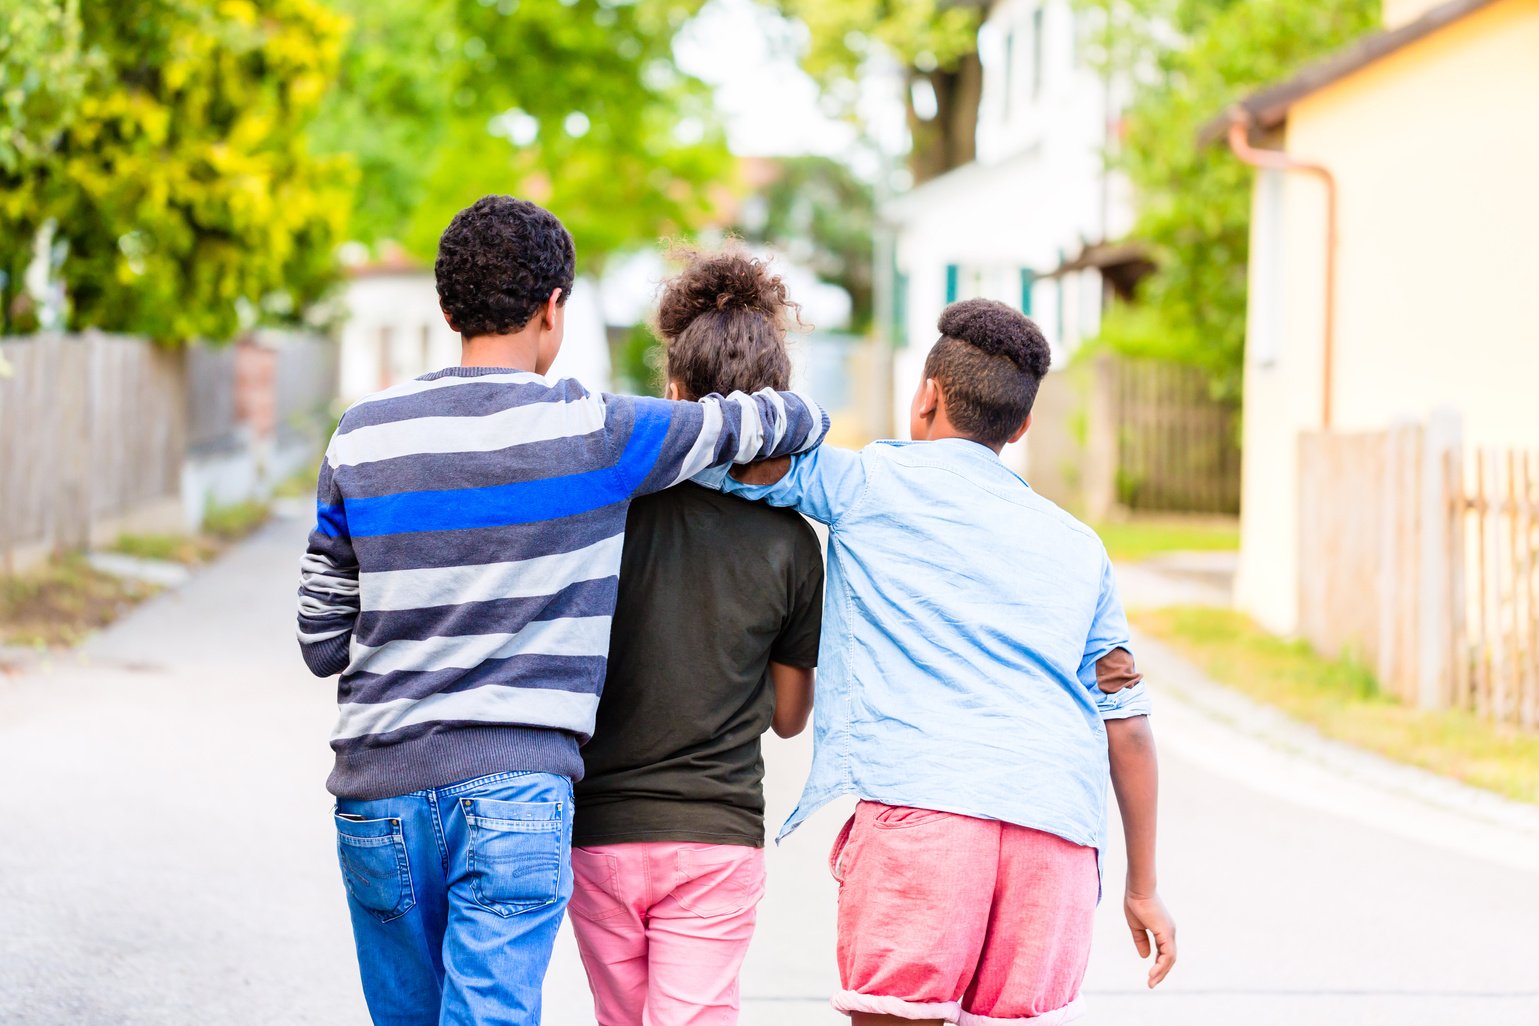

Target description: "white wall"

left=337, top=271, right=611, bottom=403
left=882, top=0, right=1127, bottom=473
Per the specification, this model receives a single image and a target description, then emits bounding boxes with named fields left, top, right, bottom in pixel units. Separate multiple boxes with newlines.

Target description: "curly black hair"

left=655, top=246, right=798, bottom=399
left=434, top=195, right=575, bottom=338
left=924, top=298, right=1052, bottom=447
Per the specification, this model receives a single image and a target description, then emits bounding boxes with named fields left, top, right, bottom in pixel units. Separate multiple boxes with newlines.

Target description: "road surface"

left=3, top=513, right=1538, bottom=1025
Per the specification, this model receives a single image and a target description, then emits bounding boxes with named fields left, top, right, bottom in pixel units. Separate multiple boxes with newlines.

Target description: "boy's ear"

left=664, top=380, right=682, bottom=401
left=1007, top=412, right=1032, bottom=445
left=440, top=304, right=458, bottom=334
left=917, top=377, right=941, bottom=417
left=542, top=288, right=563, bottom=330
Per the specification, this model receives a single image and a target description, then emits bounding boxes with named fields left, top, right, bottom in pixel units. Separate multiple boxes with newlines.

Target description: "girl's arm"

left=769, top=663, right=814, bottom=737
left=1107, top=714, right=1177, bottom=988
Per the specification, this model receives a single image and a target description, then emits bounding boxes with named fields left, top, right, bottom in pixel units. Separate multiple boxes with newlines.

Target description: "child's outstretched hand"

left=1125, top=889, right=1176, bottom=988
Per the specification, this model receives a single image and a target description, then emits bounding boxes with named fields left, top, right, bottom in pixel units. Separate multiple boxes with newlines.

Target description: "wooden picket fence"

left=1454, top=447, right=1539, bottom=728
left=1297, top=416, right=1539, bottom=729
left=1109, top=357, right=1241, bottom=515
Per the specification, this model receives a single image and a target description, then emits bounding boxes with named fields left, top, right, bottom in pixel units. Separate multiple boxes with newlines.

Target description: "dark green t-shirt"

left=573, top=483, right=824, bottom=847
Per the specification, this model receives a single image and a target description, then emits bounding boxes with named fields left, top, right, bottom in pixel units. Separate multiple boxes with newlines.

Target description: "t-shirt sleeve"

left=719, top=444, right=869, bottom=525
left=770, top=528, right=825, bottom=668
left=1079, top=553, right=1151, bottom=720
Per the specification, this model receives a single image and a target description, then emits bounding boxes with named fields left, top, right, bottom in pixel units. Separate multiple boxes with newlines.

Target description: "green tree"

left=735, top=156, right=876, bottom=332
left=766, top=0, right=982, bottom=183
left=0, top=0, right=353, bottom=341
left=310, top=0, right=732, bottom=271
left=1078, top=0, right=1378, bottom=396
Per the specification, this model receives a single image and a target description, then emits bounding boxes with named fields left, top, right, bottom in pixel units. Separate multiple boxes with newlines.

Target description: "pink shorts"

left=829, top=802, right=1098, bottom=1025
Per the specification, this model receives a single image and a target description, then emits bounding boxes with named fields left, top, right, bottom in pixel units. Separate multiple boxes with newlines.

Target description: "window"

left=892, top=269, right=910, bottom=347
left=1031, top=6, right=1045, bottom=99
left=1019, top=268, right=1035, bottom=316
left=945, top=263, right=960, bottom=304
left=1251, top=169, right=1285, bottom=367
left=1002, top=28, right=1016, bottom=122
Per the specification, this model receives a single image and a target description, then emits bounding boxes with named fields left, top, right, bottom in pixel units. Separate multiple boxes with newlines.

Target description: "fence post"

left=1418, top=409, right=1461, bottom=710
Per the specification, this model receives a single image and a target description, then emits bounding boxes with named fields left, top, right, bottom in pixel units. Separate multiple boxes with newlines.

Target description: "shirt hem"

left=572, top=829, right=765, bottom=848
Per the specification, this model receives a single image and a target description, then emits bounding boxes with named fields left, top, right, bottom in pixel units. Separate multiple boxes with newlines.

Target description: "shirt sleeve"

left=296, top=446, right=360, bottom=678
left=1079, top=553, right=1150, bottom=720
left=610, top=388, right=830, bottom=498
left=770, top=528, right=825, bottom=668
left=715, top=444, right=869, bottom=526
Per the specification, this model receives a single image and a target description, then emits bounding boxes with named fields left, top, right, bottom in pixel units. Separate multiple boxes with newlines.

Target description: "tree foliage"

left=310, top=0, right=732, bottom=271
left=735, top=156, right=876, bottom=332
left=1, top=0, right=353, bottom=341
left=1077, top=0, right=1378, bottom=396
left=766, top=0, right=983, bottom=182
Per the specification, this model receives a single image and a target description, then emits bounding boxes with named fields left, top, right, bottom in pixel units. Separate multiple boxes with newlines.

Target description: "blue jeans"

left=334, top=771, right=574, bottom=1026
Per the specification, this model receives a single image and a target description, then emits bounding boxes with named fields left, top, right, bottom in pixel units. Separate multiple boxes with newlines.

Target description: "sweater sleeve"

left=296, top=450, right=360, bottom=677
left=606, top=387, right=830, bottom=498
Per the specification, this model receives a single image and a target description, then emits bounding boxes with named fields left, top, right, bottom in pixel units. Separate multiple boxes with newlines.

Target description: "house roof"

left=1197, top=0, right=1501, bottom=145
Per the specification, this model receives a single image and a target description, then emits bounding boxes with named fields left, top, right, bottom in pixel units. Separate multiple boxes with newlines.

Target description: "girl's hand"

left=1124, top=889, right=1177, bottom=988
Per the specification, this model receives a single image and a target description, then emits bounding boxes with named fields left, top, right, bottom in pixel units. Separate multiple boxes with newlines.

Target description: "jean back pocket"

left=335, top=813, right=415, bottom=923
left=461, top=797, right=564, bottom=918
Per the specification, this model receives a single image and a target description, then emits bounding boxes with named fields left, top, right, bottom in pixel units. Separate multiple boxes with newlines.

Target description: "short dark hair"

left=655, top=247, right=796, bottom=399
left=434, top=195, right=575, bottom=339
left=923, top=298, right=1052, bottom=447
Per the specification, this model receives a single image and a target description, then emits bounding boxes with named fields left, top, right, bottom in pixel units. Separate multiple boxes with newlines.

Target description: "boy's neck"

left=460, top=329, right=542, bottom=372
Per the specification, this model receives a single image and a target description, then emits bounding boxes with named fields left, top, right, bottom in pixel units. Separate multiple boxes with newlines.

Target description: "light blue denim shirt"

left=709, top=437, right=1149, bottom=848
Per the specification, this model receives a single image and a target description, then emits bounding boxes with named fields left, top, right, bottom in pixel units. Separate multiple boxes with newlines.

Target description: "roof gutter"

left=1226, top=109, right=1339, bottom=429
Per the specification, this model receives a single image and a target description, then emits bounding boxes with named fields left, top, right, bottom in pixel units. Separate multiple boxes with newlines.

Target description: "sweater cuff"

left=300, top=632, right=352, bottom=677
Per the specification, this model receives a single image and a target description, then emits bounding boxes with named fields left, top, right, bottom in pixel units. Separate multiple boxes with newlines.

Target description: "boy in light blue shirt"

left=718, top=299, right=1176, bottom=1025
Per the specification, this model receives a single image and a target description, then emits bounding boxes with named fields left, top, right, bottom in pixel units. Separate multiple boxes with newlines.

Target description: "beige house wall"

left=1236, top=0, right=1539, bottom=634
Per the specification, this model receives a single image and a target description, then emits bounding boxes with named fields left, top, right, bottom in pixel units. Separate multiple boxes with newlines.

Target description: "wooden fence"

left=1456, top=446, right=1539, bottom=728
left=1026, top=355, right=1242, bottom=519
left=1297, top=415, right=1539, bottom=729
left=0, top=333, right=186, bottom=568
left=1108, top=357, right=1241, bottom=515
left=1, top=331, right=338, bottom=573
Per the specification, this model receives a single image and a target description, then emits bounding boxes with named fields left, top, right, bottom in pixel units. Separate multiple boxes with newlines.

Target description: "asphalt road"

left=3, top=513, right=1538, bottom=1025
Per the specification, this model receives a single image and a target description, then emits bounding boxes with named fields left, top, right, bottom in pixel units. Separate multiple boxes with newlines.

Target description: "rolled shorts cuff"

left=957, top=995, right=1086, bottom=1026
left=832, top=990, right=964, bottom=1022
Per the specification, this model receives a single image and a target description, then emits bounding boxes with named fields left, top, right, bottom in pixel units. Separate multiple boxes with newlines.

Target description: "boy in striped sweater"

left=296, top=196, right=828, bottom=1026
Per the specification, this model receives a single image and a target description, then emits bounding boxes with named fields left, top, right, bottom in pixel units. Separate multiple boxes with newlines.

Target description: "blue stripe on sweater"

left=316, top=502, right=349, bottom=539
left=341, top=401, right=673, bottom=538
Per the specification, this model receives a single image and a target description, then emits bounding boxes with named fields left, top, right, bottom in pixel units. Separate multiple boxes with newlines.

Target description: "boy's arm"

left=714, top=444, right=869, bottom=525
left=1108, top=715, right=1176, bottom=988
left=1081, top=554, right=1176, bottom=987
left=296, top=452, right=359, bottom=677
left=616, top=388, right=828, bottom=497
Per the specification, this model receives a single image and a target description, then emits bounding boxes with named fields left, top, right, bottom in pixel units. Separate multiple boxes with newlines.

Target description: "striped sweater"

left=296, top=367, right=828, bottom=799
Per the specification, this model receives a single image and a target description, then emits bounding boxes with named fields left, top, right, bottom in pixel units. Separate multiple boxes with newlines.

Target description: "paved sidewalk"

left=2, top=517, right=1538, bottom=1025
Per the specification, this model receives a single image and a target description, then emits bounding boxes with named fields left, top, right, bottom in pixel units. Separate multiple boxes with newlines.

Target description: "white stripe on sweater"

left=329, top=393, right=606, bottom=467
left=350, top=616, right=611, bottom=676
left=359, top=534, right=623, bottom=612
left=331, top=684, right=599, bottom=741
left=669, top=397, right=725, bottom=487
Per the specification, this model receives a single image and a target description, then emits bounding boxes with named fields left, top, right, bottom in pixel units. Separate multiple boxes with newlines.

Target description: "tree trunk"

left=906, top=50, right=983, bottom=184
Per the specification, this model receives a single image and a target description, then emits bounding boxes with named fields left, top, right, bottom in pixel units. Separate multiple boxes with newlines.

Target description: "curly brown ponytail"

left=655, top=246, right=801, bottom=400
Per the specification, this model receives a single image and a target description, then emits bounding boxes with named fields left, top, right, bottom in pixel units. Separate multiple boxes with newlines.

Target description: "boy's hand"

left=730, top=455, right=791, bottom=486
left=1124, top=889, right=1176, bottom=988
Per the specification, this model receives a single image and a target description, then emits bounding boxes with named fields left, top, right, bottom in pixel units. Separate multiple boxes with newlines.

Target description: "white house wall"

left=883, top=0, right=1130, bottom=474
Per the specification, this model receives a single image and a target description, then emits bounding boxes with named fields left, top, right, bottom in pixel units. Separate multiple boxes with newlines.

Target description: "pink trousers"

left=830, top=802, right=1099, bottom=1025
left=569, top=842, right=767, bottom=1026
